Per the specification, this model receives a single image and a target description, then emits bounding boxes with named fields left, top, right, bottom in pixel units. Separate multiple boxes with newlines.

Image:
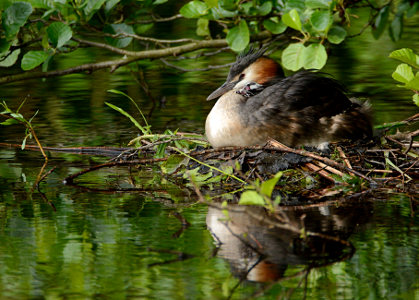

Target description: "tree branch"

left=127, top=14, right=183, bottom=24
left=72, top=37, right=137, bottom=56
left=0, top=31, right=272, bottom=84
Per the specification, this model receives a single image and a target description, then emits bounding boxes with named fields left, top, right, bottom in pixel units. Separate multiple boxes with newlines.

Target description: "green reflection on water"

left=0, top=151, right=417, bottom=299
left=0, top=7, right=418, bottom=300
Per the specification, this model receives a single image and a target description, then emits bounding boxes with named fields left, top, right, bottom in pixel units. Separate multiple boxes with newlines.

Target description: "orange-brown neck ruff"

left=250, top=57, right=281, bottom=84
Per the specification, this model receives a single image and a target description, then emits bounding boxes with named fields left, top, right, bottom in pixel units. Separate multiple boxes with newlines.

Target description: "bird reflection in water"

left=206, top=202, right=372, bottom=283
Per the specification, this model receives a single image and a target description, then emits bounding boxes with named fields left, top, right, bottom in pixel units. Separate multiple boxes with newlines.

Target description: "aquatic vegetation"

left=0, top=99, right=47, bottom=161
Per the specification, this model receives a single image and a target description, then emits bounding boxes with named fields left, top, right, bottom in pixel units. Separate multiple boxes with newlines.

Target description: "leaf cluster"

left=389, top=48, right=419, bottom=107
left=0, top=0, right=168, bottom=70
left=0, top=99, right=37, bottom=150
left=0, top=99, right=48, bottom=160
left=179, top=0, right=419, bottom=71
left=0, top=0, right=418, bottom=78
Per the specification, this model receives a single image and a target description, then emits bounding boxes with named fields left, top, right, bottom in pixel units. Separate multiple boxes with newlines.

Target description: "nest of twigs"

left=59, top=114, right=418, bottom=204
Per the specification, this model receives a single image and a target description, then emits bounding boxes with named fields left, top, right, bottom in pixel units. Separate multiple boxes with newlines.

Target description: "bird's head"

left=207, top=49, right=283, bottom=101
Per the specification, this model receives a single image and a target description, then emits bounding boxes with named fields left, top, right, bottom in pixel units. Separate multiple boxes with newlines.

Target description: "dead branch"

left=304, top=162, right=336, bottom=182
left=264, top=140, right=377, bottom=184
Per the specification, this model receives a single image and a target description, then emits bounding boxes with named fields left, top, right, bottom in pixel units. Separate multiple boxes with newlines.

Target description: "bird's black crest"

left=226, top=47, right=266, bottom=82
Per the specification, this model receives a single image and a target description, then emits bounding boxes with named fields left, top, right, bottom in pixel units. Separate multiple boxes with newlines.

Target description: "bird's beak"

left=206, top=81, right=235, bottom=101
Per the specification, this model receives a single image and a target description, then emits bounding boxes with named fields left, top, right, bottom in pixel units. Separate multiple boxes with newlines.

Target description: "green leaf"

left=285, top=0, right=305, bottom=11
left=281, top=8, right=302, bottom=32
left=406, top=2, right=419, bottom=18
left=104, top=23, right=134, bottom=48
left=105, top=0, right=121, bottom=12
left=105, top=102, right=148, bottom=134
left=372, top=6, right=389, bottom=39
left=0, top=49, right=20, bottom=67
left=405, top=74, right=419, bottom=90
left=239, top=190, right=265, bottom=206
left=305, top=0, right=331, bottom=9
left=211, top=5, right=236, bottom=18
left=161, top=155, right=189, bottom=174
left=303, top=43, right=327, bottom=69
left=134, top=23, right=153, bottom=34
left=263, top=18, right=287, bottom=34
left=10, top=113, right=25, bottom=122
left=180, top=0, right=208, bottom=18
left=389, top=48, right=419, bottom=68
left=0, top=101, right=11, bottom=113
left=155, top=143, right=168, bottom=158
left=28, top=110, right=38, bottom=123
left=219, top=0, right=235, bottom=10
left=2, top=2, right=33, bottom=38
left=108, top=89, right=150, bottom=132
left=184, top=167, right=213, bottom=183
left=310, top=10, right=330, bottom=31
left=389, top=15, right=403, bottom=42
left=27, top=0, right=53, bottom=9
left=84, top=0, right=106, bottom=20
left=392, top=64, right=414, bottom=84
left=282, top=43, right=305, bottom=71
left=21, top=50, right=49, bottom=70
left=413, top=94, right=419, bottom=107
left=260, top=172, right=282, bottom=198
left=327, top=26, right=347, bottom=44
left=204, top=0, right=218, bottom=9
left=47, top=22, right=72, bottom=48
left=0, top=118, right=20, bottom=126
left=226, top=20, right=249, bottom=52
left=154, top=0, right=168, bottom=4
left=21, top=135, right=28, bottom=150
left=0, top=39, right=11, bottom=55
left=196, top=18, right=210, bottom=36
left=257, top=2, right=272, bottom=16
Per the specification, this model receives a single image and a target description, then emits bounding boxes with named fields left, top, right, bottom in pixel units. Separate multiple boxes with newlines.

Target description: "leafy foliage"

left=0, top=0, right=418, bottom=78
left=390, top=48, right=419, bottom=106
left=239, top=171, right=282, bottom=210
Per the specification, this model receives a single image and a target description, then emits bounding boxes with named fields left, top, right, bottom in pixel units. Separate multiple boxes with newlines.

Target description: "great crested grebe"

left=205, top=49, right=372, bottom=149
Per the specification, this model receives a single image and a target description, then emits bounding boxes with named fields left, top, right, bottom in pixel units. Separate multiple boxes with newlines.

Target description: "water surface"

left=0, top=11, right=418, bottom=300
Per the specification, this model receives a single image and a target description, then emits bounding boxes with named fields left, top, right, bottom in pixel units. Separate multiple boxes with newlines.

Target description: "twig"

left=265, top=140, right=376, bottom=184
left=375, top=113, right=419, bottom=130
left=128, top=14, right=183, bottom=24
left=172, top=47, right=230, bottom=60
left=0, top=113, right=48, bottom=161
left=337, top=146, right=353, bottom=169
left=36, top=166, right=57, bottom=188
left=316, top=161, right=345, bottom=177
left=0, top=143, right=131, bottom=157
left=304, top=162, right=336, bottom=182
left=115, top=32, right=199, bottom=44
left=72, top=37, right=137, bottom=56
left=63, top=157, right=168, bottom=184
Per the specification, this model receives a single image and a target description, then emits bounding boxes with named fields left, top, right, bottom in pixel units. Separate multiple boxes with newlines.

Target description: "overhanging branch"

left=0, top=32, right=272, bottom=85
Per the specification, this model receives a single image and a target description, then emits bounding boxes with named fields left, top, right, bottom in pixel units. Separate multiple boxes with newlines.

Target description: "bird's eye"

left=239, top=73, right=245, bottom=80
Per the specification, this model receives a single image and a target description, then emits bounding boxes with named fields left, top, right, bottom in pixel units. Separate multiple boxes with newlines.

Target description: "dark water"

left=0, top=11, right=418, bottom=300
